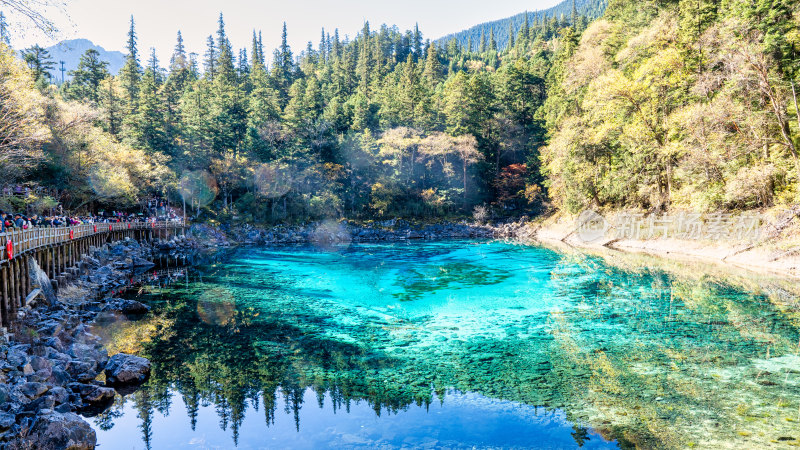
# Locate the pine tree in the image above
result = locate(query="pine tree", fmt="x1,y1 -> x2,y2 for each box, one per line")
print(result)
489,28 -> 497,52
333,29 -> 342,60
165,34 -> 191,153
100,77 -> 122,136
215,13 -> 236,82
147,47 -> 163,86
467,35 -> 473,54
508,22 -> 515,51
203,35 -> 217,79
422,43 -> 442,88
412,23 -> 423,60
251,32 -> 265,72
479,29 -> 486,53
571,0 -> 578,26
356,22 -> 373,95
238,49 -> 249,78
517,12 -> 530,50
257,31 -> 265,66
271,22 -> 294,107
68,48 -> 109,102
319,28 -> 327,63
523,11 -> 530,41
120,15 -> 142,105
170,31 -> 188,72
21,44 -> 55,82
247,58 -> 281,159
134,60 -> 166,152
0,12 -> 10,45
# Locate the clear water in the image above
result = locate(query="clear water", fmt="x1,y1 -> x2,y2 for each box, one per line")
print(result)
91,240 -> 800,449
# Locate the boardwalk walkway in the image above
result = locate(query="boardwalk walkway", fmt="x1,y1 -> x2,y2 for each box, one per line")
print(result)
0,221 -> 186,328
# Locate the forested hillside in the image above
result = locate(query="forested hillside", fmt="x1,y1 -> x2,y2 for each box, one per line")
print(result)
2,0 -> 799,224
6,13 -> 564,222
435,0 -> 607,52
542,0 -> 800,213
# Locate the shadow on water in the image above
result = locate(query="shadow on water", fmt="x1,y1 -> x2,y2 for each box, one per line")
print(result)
90,240 -> 800,449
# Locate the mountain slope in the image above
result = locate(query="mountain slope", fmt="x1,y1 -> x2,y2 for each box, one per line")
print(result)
541,0 -> 800,213
44,39 -> 125,82
435,0 -> 607,50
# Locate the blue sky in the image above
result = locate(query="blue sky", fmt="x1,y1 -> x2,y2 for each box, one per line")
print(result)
9,0 -> 560,64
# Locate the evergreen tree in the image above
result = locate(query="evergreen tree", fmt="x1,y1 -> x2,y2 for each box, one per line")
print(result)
422,43 -> 442,88
412,23 -> 423,59
356,22 -> 373,95
21,44 -> 55,82
319,28 -> 327,63
489,28 -> 497,52
508,22 -> 515,50
0,12 -> 9,45
120,15 -> 142,105
146,47 -> 164,86
237,48 -> 250,78
215,13 -> 236,82
68,48 -> 109,102
258,32 -> 265,66
170,31 -> 188,73
522,11 -> 530,43
479,29 -> 486,53
271,22 -> 294,107
100,76 -> 122,136
204,35 -> 217,79
571,0 -> 578,25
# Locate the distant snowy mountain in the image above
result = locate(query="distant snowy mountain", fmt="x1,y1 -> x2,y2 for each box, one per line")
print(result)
44,39 -> 126,82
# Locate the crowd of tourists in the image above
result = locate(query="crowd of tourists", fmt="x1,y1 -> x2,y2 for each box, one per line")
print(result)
0,211 -> 183,233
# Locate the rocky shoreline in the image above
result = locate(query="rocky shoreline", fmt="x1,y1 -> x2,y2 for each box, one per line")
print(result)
0,234 -> 197,449
191,218 -> 538,247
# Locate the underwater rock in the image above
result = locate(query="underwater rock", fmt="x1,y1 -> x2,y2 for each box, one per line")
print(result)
118,299 -> 149,315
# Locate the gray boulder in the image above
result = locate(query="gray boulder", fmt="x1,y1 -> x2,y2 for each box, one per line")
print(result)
132,256 -> 155,268
70,383 -> 115,405
28,257 -> 57,306
6,411 -> 96,450
119,299 -> 149,315
104,353 -> 150,386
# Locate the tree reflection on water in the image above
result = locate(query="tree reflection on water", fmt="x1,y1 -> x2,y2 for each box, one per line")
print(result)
93,243 -> 800,449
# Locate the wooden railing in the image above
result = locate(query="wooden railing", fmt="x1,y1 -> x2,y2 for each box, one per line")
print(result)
0,220 -> 186,264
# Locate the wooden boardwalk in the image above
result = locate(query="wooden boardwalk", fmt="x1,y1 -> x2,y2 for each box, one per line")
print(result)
0,221 -> 186,328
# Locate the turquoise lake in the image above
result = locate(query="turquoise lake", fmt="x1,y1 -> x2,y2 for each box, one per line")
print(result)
90,240 -> 800,449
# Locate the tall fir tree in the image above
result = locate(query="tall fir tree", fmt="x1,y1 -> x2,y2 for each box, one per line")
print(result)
120,16 -> 142,106
170,31 -> 188,72
0,12 -> 9,45
356,21 -> 373,96
412,23 -> 423,59
67,48 -> 108,102
203,35 -> 217,79
21,44 -> 55,82
215,13 -> 236,82
422,43 -> 442,88
271,22 -> 294,107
